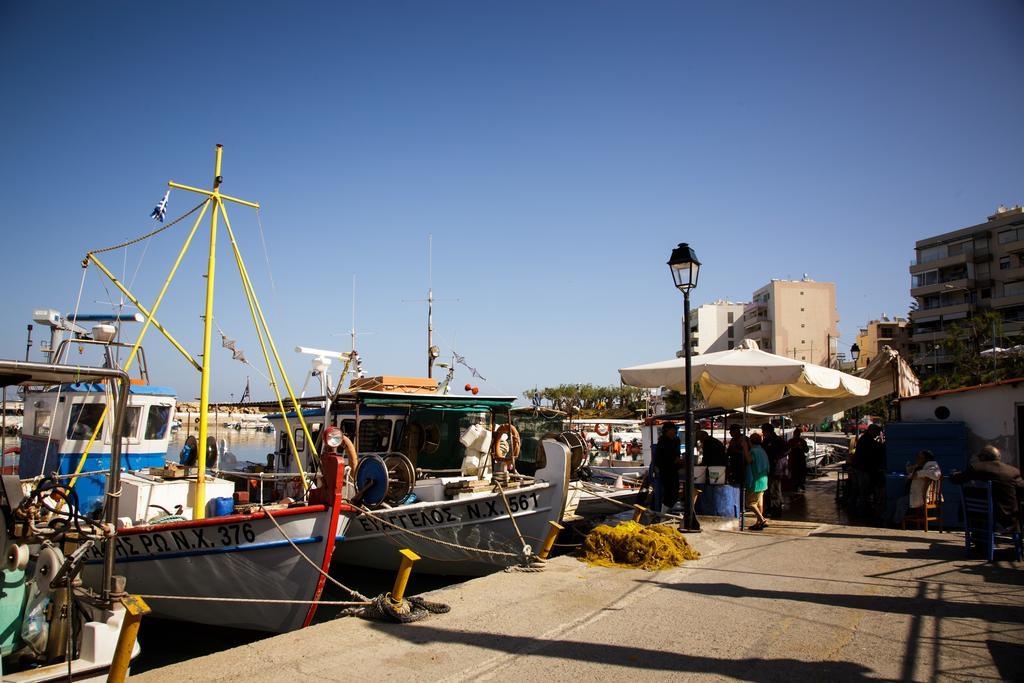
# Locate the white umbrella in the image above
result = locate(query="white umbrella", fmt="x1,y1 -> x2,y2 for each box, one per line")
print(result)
620,339 -> 869,529
619,339 -> 870,410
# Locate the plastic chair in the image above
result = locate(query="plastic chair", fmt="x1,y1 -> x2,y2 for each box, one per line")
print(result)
961,481 -> 1023,562
902,477 -> 943,532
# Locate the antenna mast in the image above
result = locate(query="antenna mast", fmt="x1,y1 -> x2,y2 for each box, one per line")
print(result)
427,234 -> 438,378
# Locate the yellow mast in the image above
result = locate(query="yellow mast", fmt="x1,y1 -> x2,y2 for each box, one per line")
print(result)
194,145 -> 223,517
81,144 -> 321,520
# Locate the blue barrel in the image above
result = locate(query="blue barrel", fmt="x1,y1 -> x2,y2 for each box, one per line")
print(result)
695,484 -> 741,518
209,496 -> 234,517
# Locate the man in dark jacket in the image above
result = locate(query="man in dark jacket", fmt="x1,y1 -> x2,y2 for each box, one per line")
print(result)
654,423 -> 682,512
697,430 -> 728,468
951,445 -> 1024,531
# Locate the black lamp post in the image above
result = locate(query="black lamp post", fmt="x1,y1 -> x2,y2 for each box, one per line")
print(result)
850,343 -> 860,434
668,242 -> 701,532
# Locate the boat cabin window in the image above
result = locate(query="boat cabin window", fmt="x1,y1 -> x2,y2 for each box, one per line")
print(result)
34,409 -> 53,437
294,428 -> 305,452
339,419 -> 356,440
120,406 -> 142,439
145,405 -> 172,440
67,403 -> 105,440
358,419 -> 392,453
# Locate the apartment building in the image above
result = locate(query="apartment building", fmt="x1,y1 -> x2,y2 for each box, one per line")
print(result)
680,300 -> 746,356
854,316 -> 912,369
743,278 -> 839,366
909,204 -> 1024,371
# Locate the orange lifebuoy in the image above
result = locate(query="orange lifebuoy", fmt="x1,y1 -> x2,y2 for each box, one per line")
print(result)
595,423 -> 609,437
491,424 -> 522,470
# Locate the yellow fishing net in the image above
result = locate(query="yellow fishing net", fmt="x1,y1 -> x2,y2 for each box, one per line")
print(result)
579,521 -> 700,570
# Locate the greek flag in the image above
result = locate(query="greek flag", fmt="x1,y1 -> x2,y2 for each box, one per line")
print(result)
151,190 -> 170,222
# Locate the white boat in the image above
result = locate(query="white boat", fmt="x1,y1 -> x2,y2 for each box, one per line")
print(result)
339,439 -> 570,575
13,146 -> 353,634
80,472 -> 350,632
266,381 -> 572,576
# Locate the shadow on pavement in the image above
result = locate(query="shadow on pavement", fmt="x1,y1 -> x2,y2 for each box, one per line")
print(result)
656,581 -> 1024,624
366,622 -> 878,681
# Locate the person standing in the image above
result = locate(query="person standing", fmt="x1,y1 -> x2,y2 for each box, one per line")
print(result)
787,428 -> 810,492
746,432 -> 770,530
761,423 -> 787,518
697,429 -> 728,468
654,423 -> 682,513
855,424 -> 888,521
951,445 -> 1024,531
726,424 -> 750,487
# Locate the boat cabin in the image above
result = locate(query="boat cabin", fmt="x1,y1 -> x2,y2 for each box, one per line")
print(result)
19,382 -> 176,515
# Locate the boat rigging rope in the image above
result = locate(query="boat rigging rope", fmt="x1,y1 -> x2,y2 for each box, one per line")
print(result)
85,199 -> 208,256
40,266 -> 88,477
259,504 -> 371,602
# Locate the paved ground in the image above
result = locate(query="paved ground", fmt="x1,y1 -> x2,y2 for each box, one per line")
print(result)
132,522 -> 1024,682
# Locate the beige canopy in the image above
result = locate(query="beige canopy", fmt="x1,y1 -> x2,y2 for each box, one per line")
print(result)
619,339 -> 870,410
737,346 -> 920,421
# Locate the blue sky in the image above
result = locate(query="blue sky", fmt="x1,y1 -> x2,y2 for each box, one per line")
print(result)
1,2 -> 1022,401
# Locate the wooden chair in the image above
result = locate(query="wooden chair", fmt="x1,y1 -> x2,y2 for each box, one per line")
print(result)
961,481 -> 1023,562
902,476 -> 943,532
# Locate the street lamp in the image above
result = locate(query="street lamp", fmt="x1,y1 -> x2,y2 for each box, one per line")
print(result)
850,343 -> 861,435
667,242 -> 701,532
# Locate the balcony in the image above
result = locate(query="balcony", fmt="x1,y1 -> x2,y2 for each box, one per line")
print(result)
991,293 -> 1024,309
909,329 -> 947,344
744,317 -> 770,332
909,302 -> 975,321
1001,238 -> 1024,254
910,252 -> 968,275
910,277 -> 975,298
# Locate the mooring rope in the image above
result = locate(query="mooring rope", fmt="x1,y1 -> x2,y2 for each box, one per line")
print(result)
259,504 -> 371,602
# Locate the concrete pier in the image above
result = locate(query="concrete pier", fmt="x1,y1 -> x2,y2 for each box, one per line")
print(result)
132,523 -> 1023,681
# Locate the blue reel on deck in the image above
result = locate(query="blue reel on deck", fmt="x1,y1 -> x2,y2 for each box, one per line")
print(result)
355,454 -> 389,507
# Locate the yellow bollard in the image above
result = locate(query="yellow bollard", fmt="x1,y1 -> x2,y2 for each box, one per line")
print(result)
537,521 -> 564,560
107,595 -> 150,683
632,505 -> 647,524
390,548 -> 421,604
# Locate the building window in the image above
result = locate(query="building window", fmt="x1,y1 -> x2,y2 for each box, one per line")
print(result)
999,228 -> 1023,244
727,312 -> 734,323
728,341 -> 734,349
801,323 -> 805,328
913,270 -> 939,288
801,340 -> 806,344
1000,256 -> 1011,270
800,291 -> 804,295
982,288 -> 992,299
727,327 -> 734,338
800,307 -> 805,312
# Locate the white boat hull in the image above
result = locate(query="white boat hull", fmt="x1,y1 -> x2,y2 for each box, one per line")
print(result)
81,457 -> 352,633
334,441 -> 571,576
83,505 -> 347,632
